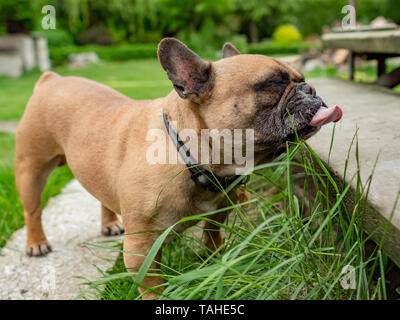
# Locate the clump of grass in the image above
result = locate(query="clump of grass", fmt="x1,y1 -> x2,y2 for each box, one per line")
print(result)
81,123 -> 397,300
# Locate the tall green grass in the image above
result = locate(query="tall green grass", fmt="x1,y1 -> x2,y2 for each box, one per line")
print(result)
82,125 -> 397,300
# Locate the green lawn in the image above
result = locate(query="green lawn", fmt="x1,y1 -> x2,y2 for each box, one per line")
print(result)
0,59 -> 172,120
0,59 -> 396,300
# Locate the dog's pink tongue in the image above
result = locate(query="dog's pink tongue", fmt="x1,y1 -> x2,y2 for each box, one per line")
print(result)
309,105 -> 343,126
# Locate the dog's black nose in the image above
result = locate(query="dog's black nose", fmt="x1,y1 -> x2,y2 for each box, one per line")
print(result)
297,82 -> 316,96
295,82 -> 327,109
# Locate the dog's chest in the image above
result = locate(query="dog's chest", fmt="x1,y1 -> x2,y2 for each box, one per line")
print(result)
163,190 -> 222,233
194,198 -> 219,213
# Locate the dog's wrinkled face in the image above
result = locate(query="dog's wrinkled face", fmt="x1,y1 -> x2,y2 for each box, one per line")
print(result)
158,38 -> 340,156
252,66 -> 327,145
212,53 -> 326,147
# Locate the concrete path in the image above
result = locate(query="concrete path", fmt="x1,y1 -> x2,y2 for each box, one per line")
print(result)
0,121 -> 18,134
0,179 -> 121,300
308,78 -> 400,265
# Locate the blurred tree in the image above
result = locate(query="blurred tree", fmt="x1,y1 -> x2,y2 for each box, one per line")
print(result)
357,0 -> 400,24
159,0 -> 197,35
272,24 -> 302,45
0,0 -> 398,46
383,0 -> 400,23
290,0 -> 347,36
233,0 -> 297,42
0,0 -> 35,33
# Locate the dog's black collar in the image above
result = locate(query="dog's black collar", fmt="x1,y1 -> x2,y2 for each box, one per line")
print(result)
162,112 -> 248,192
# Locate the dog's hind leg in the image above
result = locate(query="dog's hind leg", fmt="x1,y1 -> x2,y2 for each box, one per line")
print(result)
101,205 -> 124,236
15,155 -> 61,256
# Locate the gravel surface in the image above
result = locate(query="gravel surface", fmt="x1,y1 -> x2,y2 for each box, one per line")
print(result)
0,179 -> 121,300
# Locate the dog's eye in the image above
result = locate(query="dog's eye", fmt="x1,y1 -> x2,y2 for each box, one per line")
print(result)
174,84 -> 185,92
253,72 -> 290,91
254,81 -> 287,91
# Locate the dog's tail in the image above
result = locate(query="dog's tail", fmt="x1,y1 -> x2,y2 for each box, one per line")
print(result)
34,71 -> 60,94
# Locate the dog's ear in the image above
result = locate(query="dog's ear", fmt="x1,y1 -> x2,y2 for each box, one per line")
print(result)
158,38 -> 213,101
222,42 -> 240,58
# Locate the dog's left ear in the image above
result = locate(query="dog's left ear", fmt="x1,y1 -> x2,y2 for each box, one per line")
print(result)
222,42 -> 240,58
158,38 -> 213,101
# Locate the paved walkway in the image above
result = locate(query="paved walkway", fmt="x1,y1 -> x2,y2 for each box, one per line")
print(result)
308,78 -> 400,265
0,180 -> 120,300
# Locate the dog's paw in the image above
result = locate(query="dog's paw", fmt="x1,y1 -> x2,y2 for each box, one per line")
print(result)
26,240 -> 52,257
101,221 -> 124,236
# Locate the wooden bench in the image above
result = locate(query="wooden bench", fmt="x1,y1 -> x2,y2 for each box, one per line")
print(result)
322,30 -> 400,87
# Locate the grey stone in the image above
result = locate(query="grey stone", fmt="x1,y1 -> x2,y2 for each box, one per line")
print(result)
0,121 -> 18,134
35,37 -> 51,72
20,36 -> 36,71
307,78 -> 400,266
0,34 -> 51,76
68,52 -> 100,69
0,51 -> 23,77
0,34 -> 36,72
370,16 -> 397,29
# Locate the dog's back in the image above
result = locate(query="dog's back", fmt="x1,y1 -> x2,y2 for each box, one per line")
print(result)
25,71 -> 132,133
15,71 -> 142,209
17,71 -> 133,160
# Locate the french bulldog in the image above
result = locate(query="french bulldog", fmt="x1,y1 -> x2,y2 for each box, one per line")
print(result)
15,38 -> 342,299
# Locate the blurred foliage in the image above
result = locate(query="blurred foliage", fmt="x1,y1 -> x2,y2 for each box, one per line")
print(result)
49,40 -> 316,65
289,0 -> 348,36
272,25 -> 302,45
77,26 -> 113,45
248,40 -> 316,56
0,0 -> 36,33
0,0 -> 399,56
35,29 -> 74,47
357,0 -> 400,24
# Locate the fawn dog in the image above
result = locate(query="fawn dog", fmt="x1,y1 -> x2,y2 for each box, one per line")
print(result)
15,38 -> 342,298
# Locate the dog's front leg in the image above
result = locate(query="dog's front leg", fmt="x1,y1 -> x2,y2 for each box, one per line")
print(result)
101,205 -> 124,236
123,228 -> 164,299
